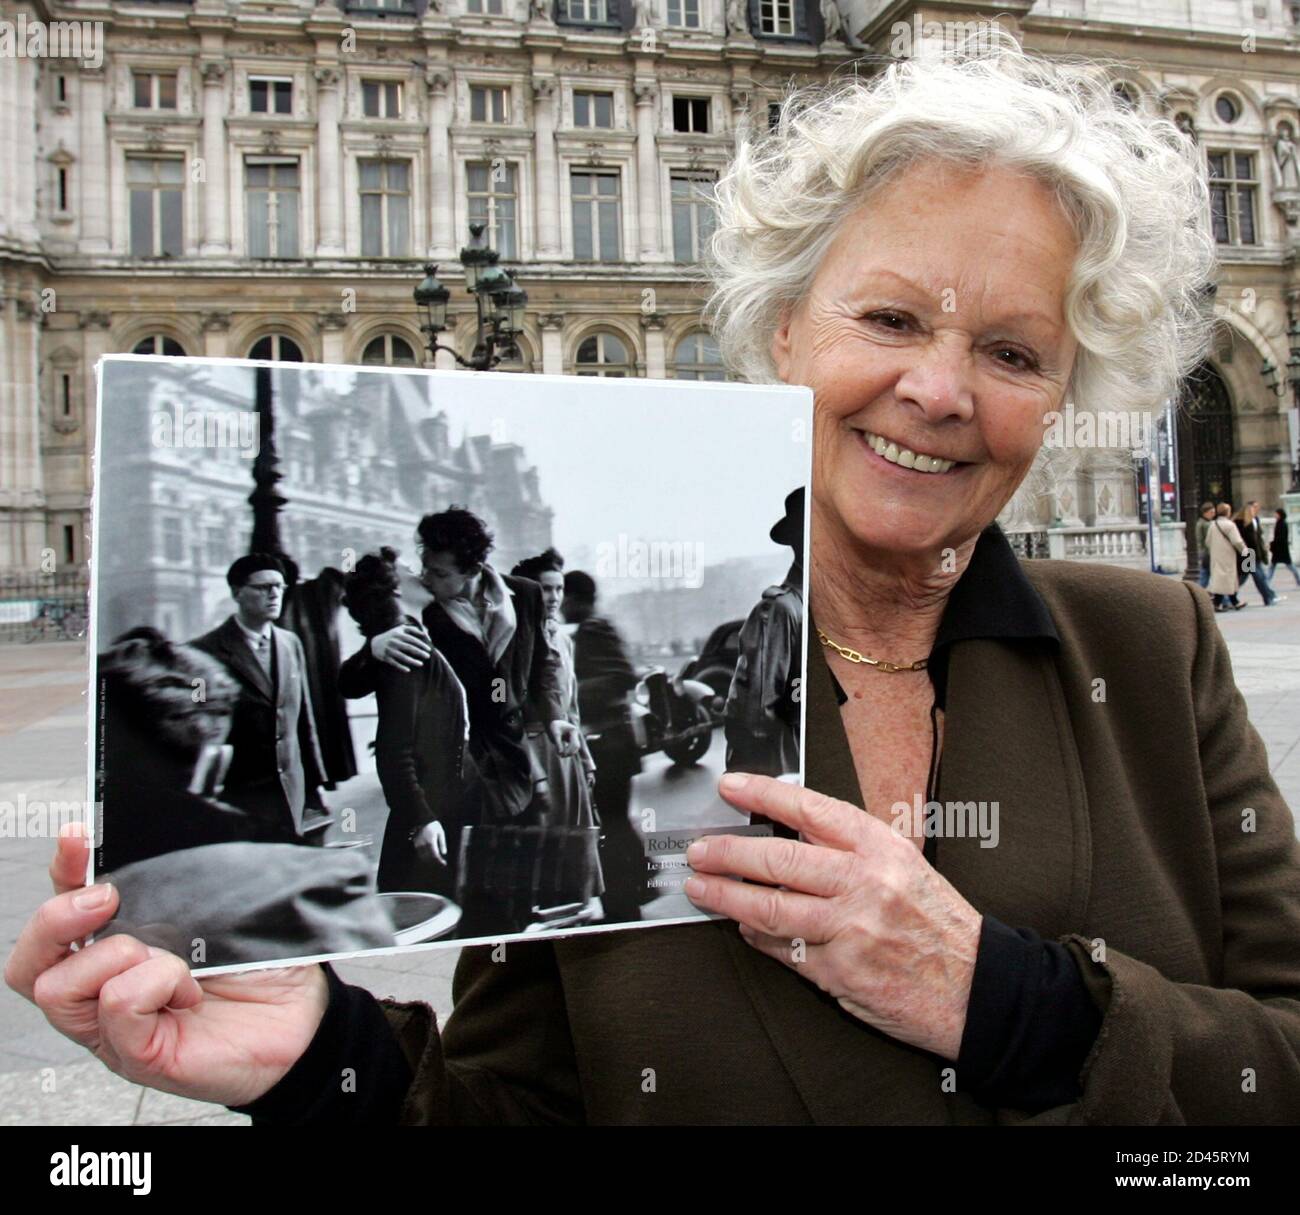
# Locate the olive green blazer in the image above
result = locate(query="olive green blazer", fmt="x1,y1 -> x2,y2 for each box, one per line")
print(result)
378,561 -> 1300,1125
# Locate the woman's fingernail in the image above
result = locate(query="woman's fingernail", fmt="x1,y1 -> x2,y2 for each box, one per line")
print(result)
73,884 -> 112,910
719,772 -> 750,792
685,840 -> 706,866
684,877 -> 706,900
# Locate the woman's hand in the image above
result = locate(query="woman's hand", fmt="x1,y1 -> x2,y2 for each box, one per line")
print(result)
687,773 -> 982,1061
3,824 -> 330,1109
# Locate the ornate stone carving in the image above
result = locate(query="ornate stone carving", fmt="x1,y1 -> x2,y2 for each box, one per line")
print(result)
425,67 -> 451,94
317,311 -> 349,332
633,81 -> 658,106
200,61 -> 227,86
638,311 -> 666,331
260,129 -> 283,154
143,126 -> 168,153
539,313 -> 565,330
200,312 -> 232,333
78,311 -> 112,331
532,78 -> 556,104
314,66 -> 342,90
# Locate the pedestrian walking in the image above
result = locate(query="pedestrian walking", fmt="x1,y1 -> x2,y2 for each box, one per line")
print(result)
1194,501 -> 1215,589
1206,503 -> 1248,611
1270,508 -> 1300,588
1237,501 -> 1279,606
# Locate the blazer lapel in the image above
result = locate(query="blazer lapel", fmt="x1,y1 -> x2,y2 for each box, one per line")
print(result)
933,638 -> 1091,935
218,617 -> 274,702
716,607 -> 1091,1123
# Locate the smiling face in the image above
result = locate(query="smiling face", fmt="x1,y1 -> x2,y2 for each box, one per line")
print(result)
771,159 -> 1079,563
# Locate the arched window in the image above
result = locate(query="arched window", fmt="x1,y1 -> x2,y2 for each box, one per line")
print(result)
362,334 -> 418,366
132,335 -> 186,356
575,331 -> 632,377
248,334 -> 303,362
672,332 -> 725,381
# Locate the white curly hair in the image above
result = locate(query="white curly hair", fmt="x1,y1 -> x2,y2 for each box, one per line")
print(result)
702,38 -> 1218,422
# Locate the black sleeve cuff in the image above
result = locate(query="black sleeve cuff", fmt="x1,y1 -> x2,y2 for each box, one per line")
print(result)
229,964 -> 414,1125
956,915 -> 1104,1111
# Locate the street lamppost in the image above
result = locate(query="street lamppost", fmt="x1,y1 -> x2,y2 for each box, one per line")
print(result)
414,223 -> 528,370
1260,302 -> 1300,492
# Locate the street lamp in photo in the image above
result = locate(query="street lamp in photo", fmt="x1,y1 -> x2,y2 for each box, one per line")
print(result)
415,223 -> 528,371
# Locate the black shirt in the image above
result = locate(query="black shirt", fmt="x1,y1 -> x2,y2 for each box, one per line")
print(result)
235,524 -> 1102,1123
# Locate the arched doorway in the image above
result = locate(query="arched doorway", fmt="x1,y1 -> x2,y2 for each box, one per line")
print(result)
1176,362 -> 1235,569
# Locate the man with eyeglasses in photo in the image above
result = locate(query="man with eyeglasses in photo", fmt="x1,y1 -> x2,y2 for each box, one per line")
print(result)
192,554 -> 331,845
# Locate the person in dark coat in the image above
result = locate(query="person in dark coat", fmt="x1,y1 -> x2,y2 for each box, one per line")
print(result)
191,554 -> 331,844
338,508 -> 571,827
562,570 -> 644,922
725,487 -> 805,778
280,566 -> 359,787
341,548 -> 480,895
1235,501 -> 1278,606
1270,507 -> 1300,587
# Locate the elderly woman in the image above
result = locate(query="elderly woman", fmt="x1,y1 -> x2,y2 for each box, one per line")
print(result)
9,43 -> 1300,1124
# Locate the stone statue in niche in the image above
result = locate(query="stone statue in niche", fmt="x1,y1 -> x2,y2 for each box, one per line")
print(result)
1272,121 -> 1300,226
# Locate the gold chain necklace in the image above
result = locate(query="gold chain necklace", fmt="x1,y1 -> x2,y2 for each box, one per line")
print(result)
816,625 -> 928,673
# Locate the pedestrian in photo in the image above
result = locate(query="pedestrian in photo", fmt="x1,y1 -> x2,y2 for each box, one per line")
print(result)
724,487 -> 804,778
563,569 -> 644,922
1270,507 -> 1300,587
1207,503 -> 1248,611
342,547 -> 480,896
510,548 -> 600,834
191,554 -> 332,844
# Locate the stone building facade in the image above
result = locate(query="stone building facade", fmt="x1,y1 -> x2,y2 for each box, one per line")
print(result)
2,0 -> 1299,579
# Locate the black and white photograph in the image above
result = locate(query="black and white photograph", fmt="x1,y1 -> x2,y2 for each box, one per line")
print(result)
87,355 -> 811,973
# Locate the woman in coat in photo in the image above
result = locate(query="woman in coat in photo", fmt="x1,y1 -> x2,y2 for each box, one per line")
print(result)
12,38 -> 1300,1126
341,547 -> 480,896
510,548 -> 599,834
